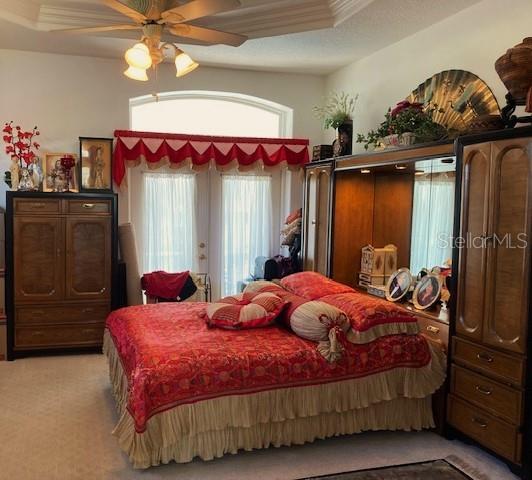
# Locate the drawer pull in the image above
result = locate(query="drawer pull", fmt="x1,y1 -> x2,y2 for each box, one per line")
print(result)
82,203 -> 95,209
30,202 -> 46,209
82,329 -> 96,334
31,331 -> 44,336
475,385 -> 493,395
82,308 -> 94,314
477,352 -> 494,363
471,417 -> 488,428
426,325 -> 440,334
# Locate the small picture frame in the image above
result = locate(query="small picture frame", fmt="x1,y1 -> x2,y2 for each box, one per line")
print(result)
43,153 -> 79,192
79,137 -> 113,192
385,268 -> 413,302
413,274 -> 442,310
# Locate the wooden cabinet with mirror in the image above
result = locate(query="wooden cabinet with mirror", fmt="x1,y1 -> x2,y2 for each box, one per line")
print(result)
5,192 -> 118,359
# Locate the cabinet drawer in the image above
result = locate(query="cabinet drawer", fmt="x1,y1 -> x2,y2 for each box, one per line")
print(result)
14,199 -> 61,214
451,365 -> 522,425
16,304 -> 110,325
453,337 -> 524,386
448,395 -> 519,462
66,200 -> 111,215
15,324 -> 104,348
417,316 -> 449,352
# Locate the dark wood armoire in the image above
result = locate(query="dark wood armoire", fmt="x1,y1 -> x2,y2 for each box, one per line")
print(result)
447,127 -> 532,478
5,192 -> 118,359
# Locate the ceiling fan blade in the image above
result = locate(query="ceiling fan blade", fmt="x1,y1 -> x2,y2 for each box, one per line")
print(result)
162,0 -> 241,23
169,23 -> 247,46
53,24 -> 142,34
102,0 -> 147,23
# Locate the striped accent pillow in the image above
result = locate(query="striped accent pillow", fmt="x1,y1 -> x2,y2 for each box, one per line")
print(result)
205,292 -> 286,330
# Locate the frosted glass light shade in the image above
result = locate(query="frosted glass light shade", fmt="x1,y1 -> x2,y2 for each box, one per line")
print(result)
124,66 -> 149,82
175,51 -> 199,77
125,43 -> 152,69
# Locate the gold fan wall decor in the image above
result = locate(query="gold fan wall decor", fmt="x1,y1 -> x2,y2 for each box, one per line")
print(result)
54,0 -> 247,81
406,70 -> 500,135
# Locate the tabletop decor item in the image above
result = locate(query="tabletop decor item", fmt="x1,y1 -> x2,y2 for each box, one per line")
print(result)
313,92 -> 358,156
43,153 -> 78,192
356,101 -> 447,150
60,154 -> 76,192
412,274 -> 442,310
2,121 -> 40,191
495,37 -> 532,127
385,267 -> 413,302
406,69 -> 501,134
79,137 -> 113,192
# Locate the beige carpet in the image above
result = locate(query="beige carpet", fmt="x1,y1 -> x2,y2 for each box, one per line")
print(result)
0,354 -> 519,480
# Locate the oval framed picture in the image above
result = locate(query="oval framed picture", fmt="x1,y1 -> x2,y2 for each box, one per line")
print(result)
413,274 -> 442,310
385,268 -> 413,302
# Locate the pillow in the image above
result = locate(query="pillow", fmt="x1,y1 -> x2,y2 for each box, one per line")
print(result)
243,280 -> 284,295
280,272 -> 355,300
205,291 -> 285,330
289,301 -> 349,342
320,292 -> 418,343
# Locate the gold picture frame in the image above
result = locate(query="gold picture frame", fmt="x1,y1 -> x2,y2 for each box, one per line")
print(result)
42,153 -> 79,193
79,137 -> 113,192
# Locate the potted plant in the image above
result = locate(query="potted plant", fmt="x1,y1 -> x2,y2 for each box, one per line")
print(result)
313,92 -> 359,156
356,101 -> 447,150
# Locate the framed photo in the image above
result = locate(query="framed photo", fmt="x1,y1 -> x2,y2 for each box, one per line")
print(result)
79,137 -> 113,192
43,153 -> 79,192
385,268 -> 413,302
413,274 -> 442,310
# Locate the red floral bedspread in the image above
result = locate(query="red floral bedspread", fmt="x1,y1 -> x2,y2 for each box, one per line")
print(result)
106,303 -> 431,433
321,292 -> 417,332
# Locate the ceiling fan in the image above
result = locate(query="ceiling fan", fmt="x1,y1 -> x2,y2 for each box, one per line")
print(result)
55,0 -> 247,81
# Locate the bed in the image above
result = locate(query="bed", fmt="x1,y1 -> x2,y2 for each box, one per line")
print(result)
104,274 -> 446,468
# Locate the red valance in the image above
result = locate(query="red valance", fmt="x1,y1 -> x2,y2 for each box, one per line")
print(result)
113,130 -> 309,186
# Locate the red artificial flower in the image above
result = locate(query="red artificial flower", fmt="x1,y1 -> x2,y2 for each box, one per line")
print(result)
15,125 -> 21,130
35,131 -> 40,136
33,142 -> 40,149
391,100 -> 424,117
3,135 -> 12,143
2,124 -> 12,134
5,146 -> 14,154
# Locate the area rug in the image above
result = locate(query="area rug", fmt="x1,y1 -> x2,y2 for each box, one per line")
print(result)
299,458 -> 479,480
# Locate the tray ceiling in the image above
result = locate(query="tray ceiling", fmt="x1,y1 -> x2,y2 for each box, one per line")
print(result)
0,0 -> 482,74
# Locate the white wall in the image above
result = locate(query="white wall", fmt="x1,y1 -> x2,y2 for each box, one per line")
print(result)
0,49 -> 325,221
325,0 -> 532,151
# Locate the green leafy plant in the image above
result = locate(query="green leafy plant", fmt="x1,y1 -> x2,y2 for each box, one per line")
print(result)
356,101 -> 447,150
313,92 -> 359,130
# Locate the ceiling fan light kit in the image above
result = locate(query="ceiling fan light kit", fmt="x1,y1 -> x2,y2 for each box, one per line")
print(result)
54,0 -> 247,82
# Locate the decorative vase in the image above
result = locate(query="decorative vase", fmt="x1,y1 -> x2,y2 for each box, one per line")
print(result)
17,166 -> 36,191
333,120 -> 353,157
60,155 -> 76,192
495,37 -> 532,109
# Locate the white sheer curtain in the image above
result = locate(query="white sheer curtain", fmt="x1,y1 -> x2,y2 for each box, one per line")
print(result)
143,172 -> 198,273
410,172 -> 455,274
222,175 -> 272,296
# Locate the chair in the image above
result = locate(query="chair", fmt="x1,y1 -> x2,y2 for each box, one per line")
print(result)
118,223 -> 210,305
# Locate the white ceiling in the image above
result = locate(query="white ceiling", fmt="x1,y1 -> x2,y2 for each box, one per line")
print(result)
0,0 -> 482,74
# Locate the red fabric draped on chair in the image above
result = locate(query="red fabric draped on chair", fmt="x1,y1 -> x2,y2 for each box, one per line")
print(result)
112,130 -> 310,186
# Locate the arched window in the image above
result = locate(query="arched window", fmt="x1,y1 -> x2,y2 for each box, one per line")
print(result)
129,91 -> 295,298
130,90 -> 293,138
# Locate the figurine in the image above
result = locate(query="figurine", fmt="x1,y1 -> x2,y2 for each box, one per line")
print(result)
10,156 -> 19,190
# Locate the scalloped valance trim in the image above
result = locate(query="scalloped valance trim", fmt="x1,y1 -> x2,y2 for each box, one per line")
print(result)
112,130 -> 309,186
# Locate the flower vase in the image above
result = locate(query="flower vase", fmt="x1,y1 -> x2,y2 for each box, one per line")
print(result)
17,166 -> 36,191
333,120 -> 353,157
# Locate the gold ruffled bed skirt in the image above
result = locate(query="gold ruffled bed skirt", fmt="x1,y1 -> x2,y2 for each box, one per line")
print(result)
103,331 -> 446,468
